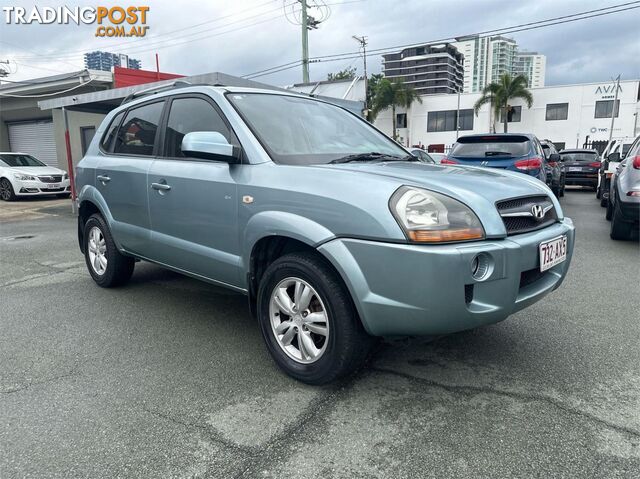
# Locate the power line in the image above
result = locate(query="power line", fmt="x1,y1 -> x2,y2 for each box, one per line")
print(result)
244,2 -> 640,79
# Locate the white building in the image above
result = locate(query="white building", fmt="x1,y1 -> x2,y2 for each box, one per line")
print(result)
374,79 -> 640,152
513,52 -> 546,88
453,35 -> 546,93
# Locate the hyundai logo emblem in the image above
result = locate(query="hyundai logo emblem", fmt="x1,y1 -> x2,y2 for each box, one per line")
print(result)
531,204 -> 545,221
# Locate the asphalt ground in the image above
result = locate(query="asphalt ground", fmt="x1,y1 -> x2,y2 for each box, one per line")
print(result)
1,190 -> 639,478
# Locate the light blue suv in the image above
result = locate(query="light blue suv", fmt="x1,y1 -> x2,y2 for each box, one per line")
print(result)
75,83 -> 575,384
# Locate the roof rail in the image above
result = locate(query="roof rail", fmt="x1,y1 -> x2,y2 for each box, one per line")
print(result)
121,80 -> 193,105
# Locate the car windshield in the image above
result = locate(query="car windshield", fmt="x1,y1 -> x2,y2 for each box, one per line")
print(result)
227,93 -> 407,165
449,136 -> 531,158
0,154 -> 46,167
560,152 -> 598,162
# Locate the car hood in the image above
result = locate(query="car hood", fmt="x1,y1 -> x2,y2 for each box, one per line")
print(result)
9,166 -> 65,176
318,161 -> 553,205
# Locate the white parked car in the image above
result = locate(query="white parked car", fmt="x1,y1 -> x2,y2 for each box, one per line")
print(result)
0,152 -> 71,201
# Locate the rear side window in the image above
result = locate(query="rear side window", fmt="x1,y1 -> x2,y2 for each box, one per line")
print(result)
450,136 -> 531,158
113,102 -> 164,156
100,111 -> 124,152
165,97 -> 232,158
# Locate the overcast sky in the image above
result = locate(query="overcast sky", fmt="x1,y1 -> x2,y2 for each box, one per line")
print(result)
1,0 -> 639,87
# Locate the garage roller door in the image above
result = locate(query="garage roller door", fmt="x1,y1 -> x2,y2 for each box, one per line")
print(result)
8,120 -> 58,167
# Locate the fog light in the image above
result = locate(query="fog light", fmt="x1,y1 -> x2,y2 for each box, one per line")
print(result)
470,253 -> 490,280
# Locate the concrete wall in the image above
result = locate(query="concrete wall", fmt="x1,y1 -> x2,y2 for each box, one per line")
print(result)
52,109 -> 107,172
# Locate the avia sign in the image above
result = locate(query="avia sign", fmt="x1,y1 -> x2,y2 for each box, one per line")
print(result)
595,84 -> 622,95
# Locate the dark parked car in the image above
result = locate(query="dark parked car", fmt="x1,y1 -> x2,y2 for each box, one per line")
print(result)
559,149 -> 600,190
540,140 -> 565,197
444,134 -> 557,194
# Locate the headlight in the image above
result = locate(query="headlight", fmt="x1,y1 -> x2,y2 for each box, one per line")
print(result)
13,173 -> 36,181
63,173 -> 69,180
390,186 -> 484,243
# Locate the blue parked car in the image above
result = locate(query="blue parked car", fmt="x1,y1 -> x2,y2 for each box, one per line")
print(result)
75,85 -> 575,384
444,134 -> 551,186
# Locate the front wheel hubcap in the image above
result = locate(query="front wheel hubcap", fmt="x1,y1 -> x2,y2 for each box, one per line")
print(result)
269,277 -> 329,364
87,226 -> 107,276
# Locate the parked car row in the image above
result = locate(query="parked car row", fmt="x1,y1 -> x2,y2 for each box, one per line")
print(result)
0,153 -> 71,201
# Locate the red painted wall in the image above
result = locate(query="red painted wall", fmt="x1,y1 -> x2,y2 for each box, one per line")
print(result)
114,66 -> 184,88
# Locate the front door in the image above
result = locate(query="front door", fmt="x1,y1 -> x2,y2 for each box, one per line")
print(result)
96,100 -> 164,255
147,95 -> 242,288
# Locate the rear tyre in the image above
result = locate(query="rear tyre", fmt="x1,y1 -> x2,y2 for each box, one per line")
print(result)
605,197 -> 613,221
0,178 -> 16,201
83,214 -> 135,287
256,252 -> 374,384
610,200 -> 633,240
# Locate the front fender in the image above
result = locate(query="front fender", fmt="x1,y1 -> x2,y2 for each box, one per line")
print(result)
241,210 -> 335,272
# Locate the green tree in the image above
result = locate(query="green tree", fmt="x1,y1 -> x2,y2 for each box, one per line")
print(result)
327,67 -> 357,81
474,73 -> 533,133
370,78 -> 422,139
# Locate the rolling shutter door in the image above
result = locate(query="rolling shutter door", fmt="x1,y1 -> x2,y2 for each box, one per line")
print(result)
8,120 -> 58,167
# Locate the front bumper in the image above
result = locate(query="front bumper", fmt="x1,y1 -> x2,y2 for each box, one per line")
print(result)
319,218 -> 575,337
14,178 -> 71,196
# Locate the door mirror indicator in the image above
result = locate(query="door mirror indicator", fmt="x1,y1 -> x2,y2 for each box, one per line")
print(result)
181,131 -> 241,163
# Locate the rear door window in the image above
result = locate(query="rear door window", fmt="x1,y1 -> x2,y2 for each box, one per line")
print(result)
113,101 -> 164,156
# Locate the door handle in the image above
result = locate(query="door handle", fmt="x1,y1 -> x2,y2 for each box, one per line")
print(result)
97,174 -> 111,184
151,182 -> 171,191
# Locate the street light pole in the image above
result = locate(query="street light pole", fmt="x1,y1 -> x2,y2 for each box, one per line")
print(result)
607,74 -> 621,146
352,35 -> 368,114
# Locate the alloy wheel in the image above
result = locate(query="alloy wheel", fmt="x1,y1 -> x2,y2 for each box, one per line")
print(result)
87,226 -> 107,276
0,179 -> 11,200
269,277 -> 329,364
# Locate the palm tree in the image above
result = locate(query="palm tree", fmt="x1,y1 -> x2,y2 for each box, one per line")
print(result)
474,73 -> 533,133
370,79 -> 422,139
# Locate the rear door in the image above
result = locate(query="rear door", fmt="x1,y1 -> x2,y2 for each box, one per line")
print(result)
96,100 -> 165,255
147,94 -> 242,288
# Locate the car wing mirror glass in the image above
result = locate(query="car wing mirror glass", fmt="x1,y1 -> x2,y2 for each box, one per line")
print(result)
607,152 -> 621,162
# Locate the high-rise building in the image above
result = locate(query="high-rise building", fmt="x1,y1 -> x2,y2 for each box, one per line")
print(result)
453,35 -> 545,93
382,43 -> 464,95
84,51 -> 141,72
513,52 -> 546,88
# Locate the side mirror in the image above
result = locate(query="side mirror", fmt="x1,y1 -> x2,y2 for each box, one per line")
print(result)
181,131 -> 241,163
607,152 -> 621,162
549,153 -> 561,163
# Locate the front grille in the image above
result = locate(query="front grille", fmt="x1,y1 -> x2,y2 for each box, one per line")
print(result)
496,195 -> 558,235
519,268 -> 546,289
38,175 -> 63,183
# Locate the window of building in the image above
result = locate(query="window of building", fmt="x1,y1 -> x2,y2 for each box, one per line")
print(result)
100,111 -> 124,152
396,113 -> 407,129
545,103 -> 568,121
80,126 -> 96,155
113,102 -> 164,156
415,47 -> 425,55
427,109 -> 474,132
594,100 -> 620,119
165,97 -> 232,158
500,105 -> 522,123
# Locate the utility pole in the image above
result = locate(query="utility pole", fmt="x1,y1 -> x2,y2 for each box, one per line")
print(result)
352,35 -> 368,114
456,90 -> 461,139
607,74 -> 621,147
301,0 -> 309,83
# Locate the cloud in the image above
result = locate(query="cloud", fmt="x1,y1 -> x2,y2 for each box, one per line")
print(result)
1,0 -> 638,86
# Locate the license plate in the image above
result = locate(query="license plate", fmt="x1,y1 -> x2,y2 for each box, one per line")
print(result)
539,235 -> 567,272
44,183 -> 60,189
568,167 -> 582,172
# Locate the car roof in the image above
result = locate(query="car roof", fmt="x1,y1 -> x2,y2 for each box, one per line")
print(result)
456,133 -> 536,140
559,149 -> 598,153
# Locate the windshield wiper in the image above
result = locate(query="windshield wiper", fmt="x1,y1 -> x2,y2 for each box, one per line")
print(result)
329,152 -> 417,164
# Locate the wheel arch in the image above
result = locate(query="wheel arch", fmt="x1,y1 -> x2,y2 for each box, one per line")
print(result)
77,186 -> 115,253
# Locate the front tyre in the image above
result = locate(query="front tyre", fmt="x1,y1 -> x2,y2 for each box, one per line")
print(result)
257,252 -> 373,384
83,214 -> 135,287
